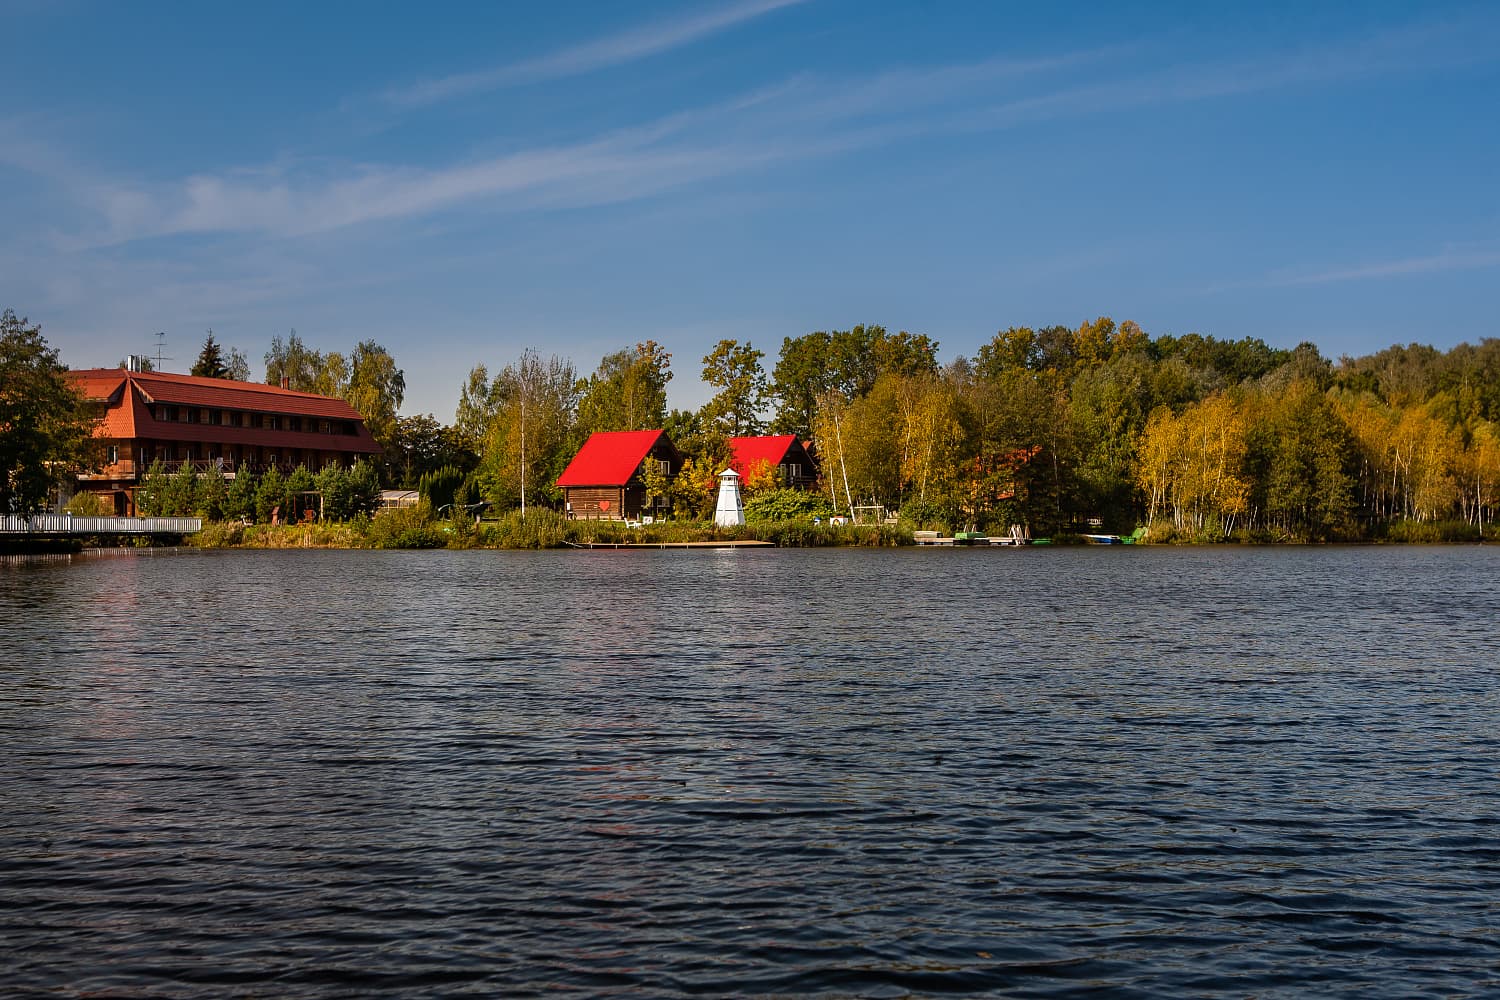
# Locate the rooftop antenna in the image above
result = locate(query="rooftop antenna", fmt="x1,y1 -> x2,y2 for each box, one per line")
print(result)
152,331 -> 173,372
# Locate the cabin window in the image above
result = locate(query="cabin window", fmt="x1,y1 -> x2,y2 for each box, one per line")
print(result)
781,463 -> 801,481
107,445 -> 119,465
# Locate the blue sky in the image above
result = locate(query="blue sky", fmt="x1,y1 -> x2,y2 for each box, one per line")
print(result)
3,0 -> 1497,419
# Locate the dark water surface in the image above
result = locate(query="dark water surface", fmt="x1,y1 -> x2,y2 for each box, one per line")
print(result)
2,546 -> 1498,997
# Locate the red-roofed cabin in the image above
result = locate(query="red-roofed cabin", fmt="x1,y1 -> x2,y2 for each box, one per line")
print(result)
68,367 -> 383,515
556,430 -> 681,521
728,435 -> 817,490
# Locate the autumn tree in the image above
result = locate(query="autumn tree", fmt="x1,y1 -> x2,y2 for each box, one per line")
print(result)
974,327 -> 1040,379
1153,333 -> 1289,386
0,310 -> 100,514
344,340 -> 405,447
1136,394 -> 1250,537
669,458 -> 718,520
264,330 -> 324,391
226,347 -> 251,382
768,325 -> 939,437
641,455 -> 671,514
740,458 -> 780,499
701,339 -> 768,436
1245,382 -> 1355,538
808,390 -> 856,514
576,340 -> 673,436
475,351 -> 578,512
1067,351 -> 1166,529
769,331 -> 836,437
385,414 -> 475,488
454,365 -> 502,454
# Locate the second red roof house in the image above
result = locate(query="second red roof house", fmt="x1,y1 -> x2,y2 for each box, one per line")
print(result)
556,430 -> 681,521
727,434 -> 817,490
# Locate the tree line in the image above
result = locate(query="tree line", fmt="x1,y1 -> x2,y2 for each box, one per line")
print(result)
449,322 -> 1500,540
6,304 -> 1500,540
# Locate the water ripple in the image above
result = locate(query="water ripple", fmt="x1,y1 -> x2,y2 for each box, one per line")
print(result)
3,546 -> 1499,997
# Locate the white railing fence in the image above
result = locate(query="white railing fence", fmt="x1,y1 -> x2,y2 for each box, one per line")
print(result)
0,515 -> 202,534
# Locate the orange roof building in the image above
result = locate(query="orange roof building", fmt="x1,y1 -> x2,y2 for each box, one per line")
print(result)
69,368 -> 383,515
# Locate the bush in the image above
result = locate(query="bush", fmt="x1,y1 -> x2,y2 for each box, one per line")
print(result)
365,501 -> 447,549
1380,519 -> 1483,544
744,488 -> 835,523
483,508 -> 570,549
65,491 -> 109,516
895,497 -> 947,530
192,521 -> 246,548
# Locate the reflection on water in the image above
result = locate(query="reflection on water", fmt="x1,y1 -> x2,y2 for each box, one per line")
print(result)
3,546 -> 1499,998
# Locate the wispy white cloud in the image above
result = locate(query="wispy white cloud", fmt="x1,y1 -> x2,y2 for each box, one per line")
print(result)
28,8 -> 1500,251
1194,244 -> 1500,295
384,0 -> 810,109
939,11 -> 1500,135
1269,249 -> 1500,287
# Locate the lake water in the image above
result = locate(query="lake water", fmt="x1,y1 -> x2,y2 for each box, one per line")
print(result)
2,546 -> 1498,997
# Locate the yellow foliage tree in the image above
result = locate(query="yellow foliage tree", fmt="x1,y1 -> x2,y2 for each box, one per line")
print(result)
741,457 -> 779,499
1136,393 -> 1249,536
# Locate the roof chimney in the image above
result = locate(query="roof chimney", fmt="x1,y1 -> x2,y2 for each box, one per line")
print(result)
280,376 -> 290,390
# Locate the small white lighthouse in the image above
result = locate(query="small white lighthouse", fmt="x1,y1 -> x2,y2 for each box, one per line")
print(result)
713,468 -> 745,527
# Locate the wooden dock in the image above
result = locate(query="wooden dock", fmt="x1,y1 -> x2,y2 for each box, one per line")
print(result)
567,540 -> 776,549
913,530 -> 1030,547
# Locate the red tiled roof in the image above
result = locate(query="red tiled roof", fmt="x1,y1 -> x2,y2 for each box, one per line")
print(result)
72,368 -> 369,419
556,430 -> 669,487
69,368 -> 382,454
728,435 -> 800,475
